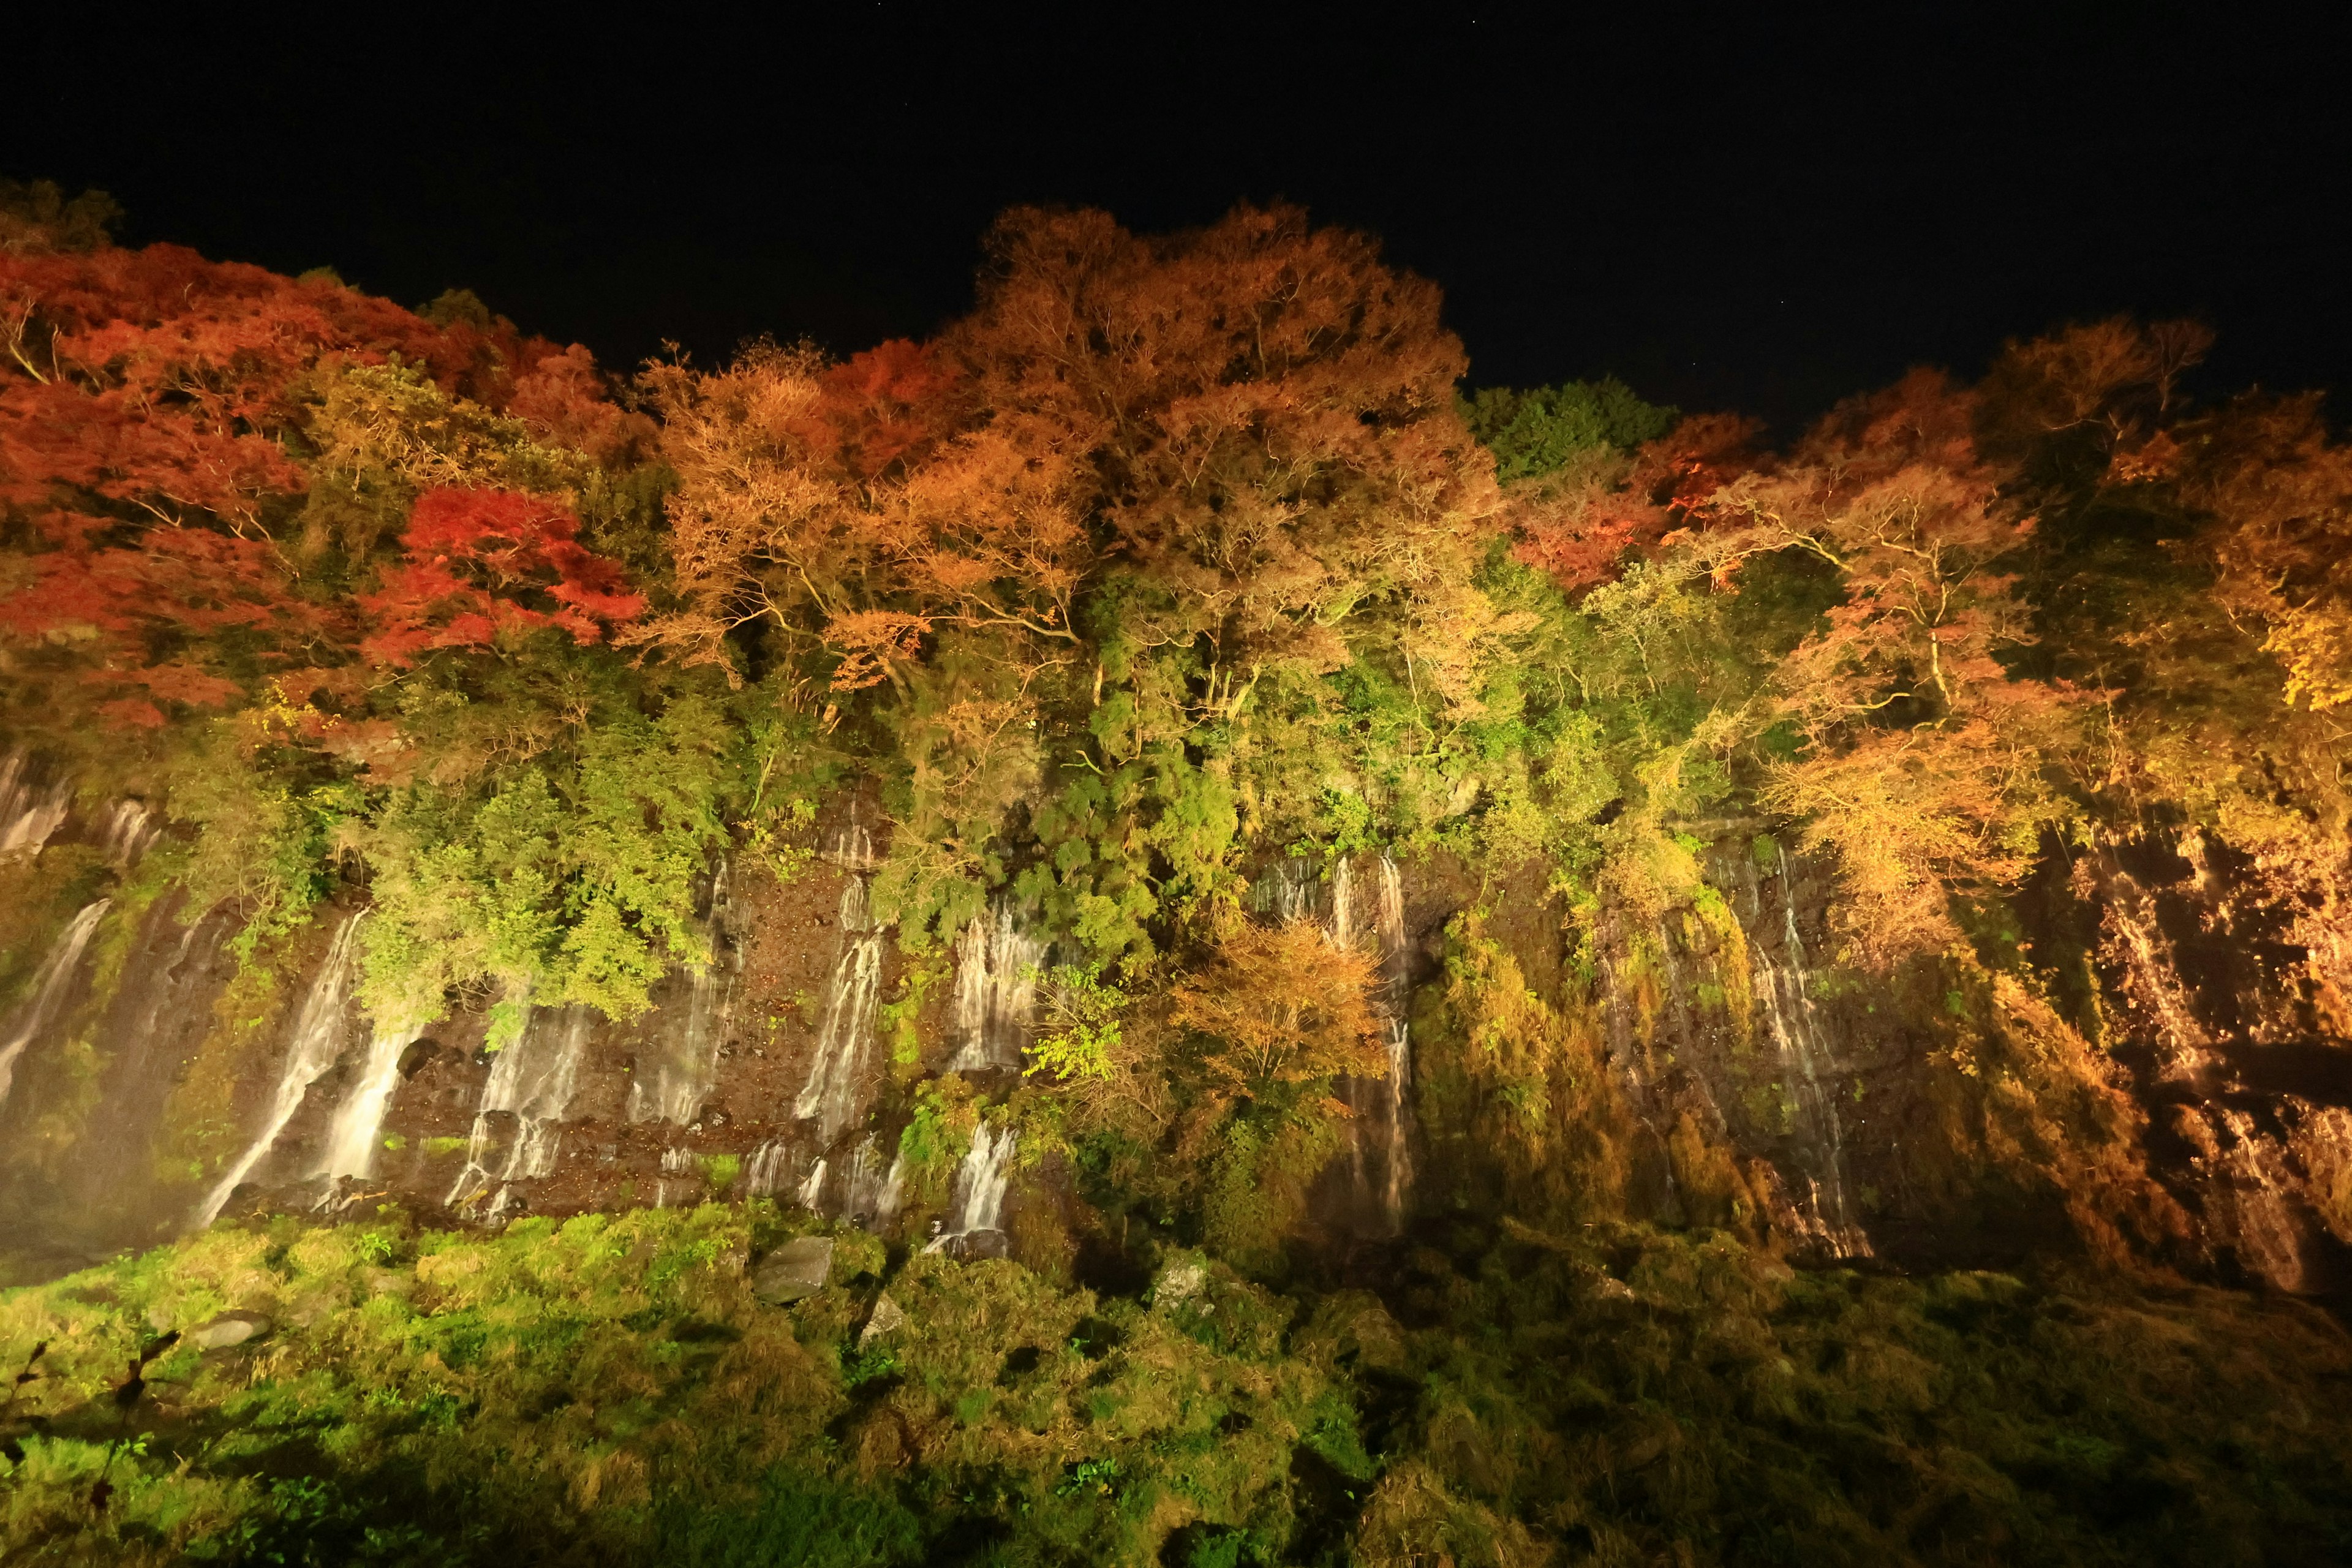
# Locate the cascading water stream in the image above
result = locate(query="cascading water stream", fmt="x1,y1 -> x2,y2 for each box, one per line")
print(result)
792,873 -> 884,1142
0,900 -> 110,1110
745,1137 -> 793,1198
944,897 -> 1046,1073
2101,848 -> 2213,1082
1753,844 -> 1869,1257
446,1004 -> 595,1210
763,1131 -> 904,1229
628,859 -> 737,1125
99,800 -> 159,865
924,1120 -> 1016,1253
196,913 -> 363,1224
842,1134 -> 901,1226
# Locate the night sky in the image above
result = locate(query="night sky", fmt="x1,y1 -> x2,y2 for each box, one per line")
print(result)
13,3 -> 2348,437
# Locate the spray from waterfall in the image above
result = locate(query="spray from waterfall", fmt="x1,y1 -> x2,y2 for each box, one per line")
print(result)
446,1004 -> 594,1212
791,873 -> 884,1142
628,859 -> 737,1125
196,913 -> 363,1224
944,897 -> 1045,1073
0,900 -> 110,1110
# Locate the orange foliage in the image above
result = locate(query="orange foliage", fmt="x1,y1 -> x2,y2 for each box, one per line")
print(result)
1170,920 -> 1382,1096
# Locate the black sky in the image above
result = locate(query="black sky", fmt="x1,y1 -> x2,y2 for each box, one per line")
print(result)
12,2 -> 2348,437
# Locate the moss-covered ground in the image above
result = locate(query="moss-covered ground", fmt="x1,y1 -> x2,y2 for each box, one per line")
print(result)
1,1207 -> 2347,1566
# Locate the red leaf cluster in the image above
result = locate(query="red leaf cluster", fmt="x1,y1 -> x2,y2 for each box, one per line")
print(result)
359,487 -> 644,667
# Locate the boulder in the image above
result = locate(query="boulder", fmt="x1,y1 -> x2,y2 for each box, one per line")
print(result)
858,1291 -> 906,1348
189,1310 -> 272,1350
752,1236 -> 834,1305
1153,1261 -> 1208,1308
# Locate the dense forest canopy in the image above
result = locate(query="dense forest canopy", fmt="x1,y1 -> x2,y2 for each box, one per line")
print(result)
5,183 -> 2341,1031
3,180 -> 2352,1565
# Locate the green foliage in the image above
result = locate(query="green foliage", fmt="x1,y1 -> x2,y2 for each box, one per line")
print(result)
1461,378 -> 1678,483
353,692 -> 734,1027
1023,963 -> 1128,1082
1,1213 -> 2345,1566
162,721 -> 347,965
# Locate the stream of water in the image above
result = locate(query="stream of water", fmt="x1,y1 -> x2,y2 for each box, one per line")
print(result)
944,897 -> 1045,1073
0,753 -> 73,856
0,900 -> 110,1111
1753,845 -> 1869,1258
1261,854 -> 1417,1231
196,913 -> 363,1224
925,1120 -> 1016,1253
627,860 -> 737,1125
791,874 -> 884,1142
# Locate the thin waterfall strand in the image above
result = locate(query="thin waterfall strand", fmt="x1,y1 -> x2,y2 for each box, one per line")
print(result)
1755,845 -> 1869,1257
317,1019 -> 424,1183
792,875 -> 884,1141
0,753 -> 73,856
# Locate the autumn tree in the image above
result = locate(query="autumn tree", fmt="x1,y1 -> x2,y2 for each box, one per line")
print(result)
1170,919 -> 1382,1099
1701,370 -> 2090,960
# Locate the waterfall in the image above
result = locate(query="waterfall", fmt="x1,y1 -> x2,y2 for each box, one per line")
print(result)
1753,844 -> 1869,1258
944,897 -> 1046,1073
1330,856 -> 1414,1230
0,754 -> 72,856
0,900 -> 110,1110
2211,1106 -> 2311,1291
2101,852 -> 2212,1080
1370,854 -> 1414,1227
627,859 -> 737,1125
791,875 -> 884,1142
825,802 -> 881,872
837,1133 -> 898,1225
1253,857 -> 1321,924
316,1016 -> 424,1184
1269,853 -> 1417,1231
445,1004 -> 594,1210
195,913 -> 363,1224
99,800 -> 159,865
745,1137 -> 794,1198
924,1120 -> 1016,1254
752,1131 -> 901,1229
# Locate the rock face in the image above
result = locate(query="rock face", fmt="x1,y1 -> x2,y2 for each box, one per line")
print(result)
189,1310 -> 271,1349
752,1236 -> 834,1304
